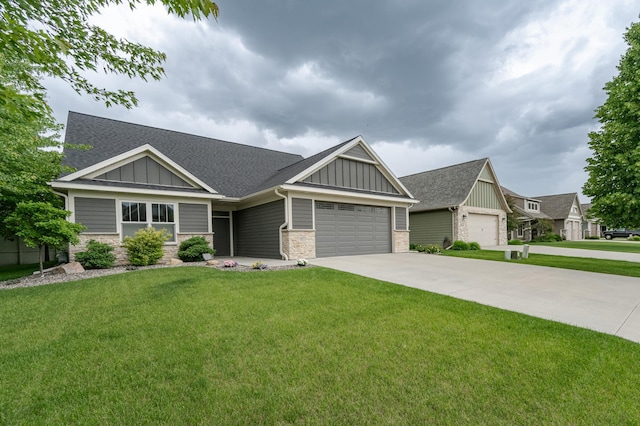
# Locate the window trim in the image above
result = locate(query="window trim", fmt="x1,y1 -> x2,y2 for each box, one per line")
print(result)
120,200 -> 177,243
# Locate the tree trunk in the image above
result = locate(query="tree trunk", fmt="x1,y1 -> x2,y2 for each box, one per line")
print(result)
39,245 -> 44,275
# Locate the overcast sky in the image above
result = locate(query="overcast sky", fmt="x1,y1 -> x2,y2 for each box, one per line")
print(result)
45,0 -> 639,201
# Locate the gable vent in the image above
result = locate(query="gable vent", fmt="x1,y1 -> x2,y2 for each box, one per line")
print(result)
338,204 -> 355,211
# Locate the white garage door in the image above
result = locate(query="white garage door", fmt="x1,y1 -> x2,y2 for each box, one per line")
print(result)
467,214 -> 498,247
315,202 -> 391,257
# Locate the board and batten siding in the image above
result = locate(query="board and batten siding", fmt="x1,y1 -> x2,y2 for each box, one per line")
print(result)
234,200 -> 284,258
178,203 -> 209,233
74,197 -> 117,233
409,210 -> 452,246
303,158 -> 399,194
395,207 -> 407,231
465,181 -> 502,210
291,198 -> 313,230
94,156 -> 192,188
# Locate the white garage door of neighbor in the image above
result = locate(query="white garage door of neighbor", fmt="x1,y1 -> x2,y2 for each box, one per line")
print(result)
315,202 -> 391,257
467,214 -> 498,247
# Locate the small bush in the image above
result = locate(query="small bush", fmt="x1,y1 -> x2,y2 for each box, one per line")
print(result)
415,244 -> 426,253
450,240 -> 470,250
585,235 -> 600,240
409,243 -> 416,251
75,240 -> 116,269
178,236 -> 215,262
297,259 -> 308,267
122,227 -> 169,266
252,261 -> 268,270
469,242 -> 481,250
424,244 -> 441,254
532,233 -> 563,243
508,239 -> 524,245
629,235 -> 640,242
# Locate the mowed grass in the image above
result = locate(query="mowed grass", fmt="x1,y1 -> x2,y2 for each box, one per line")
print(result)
532,240 -> 640,253
0,261 -> 57,281
442,250 -> 640,278
2,267 -> 640,424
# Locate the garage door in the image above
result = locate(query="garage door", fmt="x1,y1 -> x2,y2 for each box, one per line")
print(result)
315,202 -> 391,257
467,213 -> 498,247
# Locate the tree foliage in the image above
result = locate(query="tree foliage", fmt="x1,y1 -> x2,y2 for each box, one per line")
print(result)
4,201 -> 85,274
0,0 -> 219,111
0,56 -> 72,238
504,194 -> 519,233
584,21 -> 640,228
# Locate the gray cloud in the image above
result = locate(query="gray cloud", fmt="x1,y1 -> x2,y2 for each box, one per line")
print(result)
45,0 -> 639,200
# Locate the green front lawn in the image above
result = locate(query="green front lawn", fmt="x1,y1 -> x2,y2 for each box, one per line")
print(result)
442,250 -> 640,278
2,267 -> 639,424
531,240 -> 640,253
0,261 -> 57,282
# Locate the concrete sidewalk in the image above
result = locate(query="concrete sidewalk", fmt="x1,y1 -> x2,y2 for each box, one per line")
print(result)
311,253 -> 640,344
486,244 -> 640,262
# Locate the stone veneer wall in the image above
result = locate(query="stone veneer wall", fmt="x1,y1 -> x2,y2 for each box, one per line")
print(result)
393,230 -> 410,253
282,230 -> 316,259
71,233 -> 214,266
457,206 -> 508,245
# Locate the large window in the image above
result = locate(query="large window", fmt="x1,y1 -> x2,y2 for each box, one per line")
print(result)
526,201 -> 539,212
121,201 -> 175,242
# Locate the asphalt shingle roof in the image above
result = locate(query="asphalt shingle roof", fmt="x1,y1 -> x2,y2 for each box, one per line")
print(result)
399,158 -> 488,212
533,193 -> 581,220
61,112 -> 305,198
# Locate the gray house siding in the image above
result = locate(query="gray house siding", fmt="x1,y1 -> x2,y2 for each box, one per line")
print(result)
466,181 -> 502,210
234,200 -> 284,258
344,145 -> 374,161
303,158 -> 399,194
292,198 -> 313,229
178,203 -> 209,233
409,210 -> 453,246
395,207 -> 407,231
94,156 -> 192,188
75,197 -> 117,233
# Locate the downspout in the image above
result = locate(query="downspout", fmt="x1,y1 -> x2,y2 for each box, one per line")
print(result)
274,188 -> 289,260
52,190 -> 69,210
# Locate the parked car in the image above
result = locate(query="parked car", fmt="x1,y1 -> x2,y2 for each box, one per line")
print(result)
603,229 -> 640,239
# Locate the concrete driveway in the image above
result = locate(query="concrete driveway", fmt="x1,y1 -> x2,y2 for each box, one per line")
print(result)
311,253 -> 640,344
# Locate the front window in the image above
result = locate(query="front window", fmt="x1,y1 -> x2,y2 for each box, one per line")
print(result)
121,201 -> 175,242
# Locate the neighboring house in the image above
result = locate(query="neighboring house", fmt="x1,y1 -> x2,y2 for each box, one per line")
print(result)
0,237 -> 58,266
581,203 -> 604,238
533,193 -> 584,241
51,112 -> 417,264
399,158 -> 510,247
501,186 -> 551,241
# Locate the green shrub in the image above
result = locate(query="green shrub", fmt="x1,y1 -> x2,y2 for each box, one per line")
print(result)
409,243 -> 416,251
533,233 -> 563,243
424,244 -> 441,254
122,227 -> 169,266
75,240 -> 116,269
178,236 -> 215,262
450,240 -> 470,250
629,235 -> 640,242
469,242 -> 481,250
508,239 -> 524,245
585,235 -> 600,240
415,244 -> 426,253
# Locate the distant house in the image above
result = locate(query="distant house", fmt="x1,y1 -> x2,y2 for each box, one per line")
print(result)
50,112 -> 417,264
501,187 -> 551,241
533,193 -> 584,241
399,158 -> 510,247
581,203 -> 604,238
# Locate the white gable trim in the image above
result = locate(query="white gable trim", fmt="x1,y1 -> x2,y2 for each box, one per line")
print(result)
50,180 -> 225,200
285,136 -> 415,198
462,159 -> 512,213
59,144 -> 219,194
